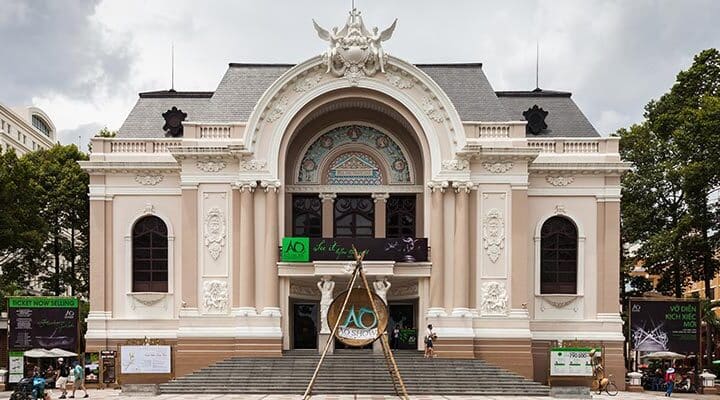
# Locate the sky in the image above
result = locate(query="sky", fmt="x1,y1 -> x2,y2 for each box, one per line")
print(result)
1,0 -> 719,150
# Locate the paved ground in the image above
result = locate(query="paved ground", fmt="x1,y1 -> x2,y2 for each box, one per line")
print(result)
1,389 -> 719,400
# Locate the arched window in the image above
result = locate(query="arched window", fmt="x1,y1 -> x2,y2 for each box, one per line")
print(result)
334,195 -> 374,238
540,216 -> 578,294
292,195 -> 322,237
132,216 -> 168,292
31,115 -> 51,136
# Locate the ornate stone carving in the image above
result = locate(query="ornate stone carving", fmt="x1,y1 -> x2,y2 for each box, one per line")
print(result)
317,277 -> 335,333
453,181 -> 474,193
546,175 -> 575,186
441,159 -> 469,171
265,96 -> 289,123
319,192 -> 337,202
391,283 -> 418,297
128,292 -> 167,310
371,192 -> 389,203
135,174 -> 163,186
482,162 -> 513,173
555,204 -> 567,215
294,74 -> 322,92
373,278 -> 391,304
540,296 -> 579,312
483,208 -> 505,263
240,159 -> 267,171
421,96 -> 446,123
313,8 -> 397,84
260,180 -> 281,192
427,181 -> 449,192
386,70 -> 414,89
142,202 -> 155,215
480,281 -> 509,315
197,160 -> 227,172
203,280 -> 228,313
290,283 -> 319,297
204,208 -> 226,260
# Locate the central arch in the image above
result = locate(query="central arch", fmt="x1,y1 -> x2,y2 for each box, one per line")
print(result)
246,56 -> 466,180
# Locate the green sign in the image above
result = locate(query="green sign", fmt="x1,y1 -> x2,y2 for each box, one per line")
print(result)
282,237 -> 310,262
9,296 -> 79,308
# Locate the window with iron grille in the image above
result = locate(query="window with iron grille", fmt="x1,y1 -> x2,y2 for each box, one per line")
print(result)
334,195 -> 374,238
540,216 -> 578,294
386,195 -> 416,238
292,195 -> 322,237
132,216 -> 169,292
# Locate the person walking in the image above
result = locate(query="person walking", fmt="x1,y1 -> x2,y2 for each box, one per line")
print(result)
69,361 -> 88,398
665,367 -> 676,397
55,358 -> 70,399
391,325 -> 400,351
424,324 -> 437,358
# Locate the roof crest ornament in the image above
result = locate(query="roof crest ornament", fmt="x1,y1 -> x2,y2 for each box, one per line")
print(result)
313,8 -> 397,85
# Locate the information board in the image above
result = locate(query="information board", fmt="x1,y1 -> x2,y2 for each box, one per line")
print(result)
629,299 -> 700,353
120,345 -> 171,374
9,351 -> 24,383
101,350 -> 116,383
550,347 -> 594,377
8,297 -> 79,351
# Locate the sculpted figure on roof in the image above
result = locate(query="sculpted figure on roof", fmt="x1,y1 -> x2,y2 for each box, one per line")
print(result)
313,8 -> 397,84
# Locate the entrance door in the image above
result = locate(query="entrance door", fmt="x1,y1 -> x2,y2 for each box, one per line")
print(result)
388,302 -> 417,350
293,303 -> 318,349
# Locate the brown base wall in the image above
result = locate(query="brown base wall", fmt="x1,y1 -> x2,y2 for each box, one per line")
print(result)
86,337 -> 282,383
433,337 -> 474,358
175,337 -> 282,376
474,338 -> 534,379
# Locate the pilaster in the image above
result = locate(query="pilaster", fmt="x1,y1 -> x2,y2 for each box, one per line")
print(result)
260,180 -> 281,316
372,192 -> 389,238
237,181 -> 257,315
452,181 -> 473,316
319,193 -> 336,238
427,181 -> 447,316
181,187 -> 198,308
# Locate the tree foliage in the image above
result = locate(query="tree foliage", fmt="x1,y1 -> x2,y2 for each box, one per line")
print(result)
0,144 -> 89,301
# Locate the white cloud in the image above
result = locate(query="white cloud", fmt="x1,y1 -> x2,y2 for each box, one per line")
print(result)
2,0 -> 719,144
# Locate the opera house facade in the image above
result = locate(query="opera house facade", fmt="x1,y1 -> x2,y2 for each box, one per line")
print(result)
82,8 -> 627,386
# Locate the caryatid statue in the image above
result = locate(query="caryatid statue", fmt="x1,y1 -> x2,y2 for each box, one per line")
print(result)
317,276 -> 335,333
373,277 -> 391,304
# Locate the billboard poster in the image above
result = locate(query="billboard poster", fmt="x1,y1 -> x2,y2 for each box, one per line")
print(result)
629,299 -> 700,353
281,237 -> 428,262
8,297 -> 79,351
550,347 -> 594,377
9,351 -> 24,383
120,345 -> 171,374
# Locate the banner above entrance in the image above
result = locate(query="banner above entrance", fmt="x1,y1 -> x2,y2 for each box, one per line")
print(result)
281,237 -> 428,262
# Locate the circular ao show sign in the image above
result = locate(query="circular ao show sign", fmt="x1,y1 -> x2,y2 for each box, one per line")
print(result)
327,288 -> 389,347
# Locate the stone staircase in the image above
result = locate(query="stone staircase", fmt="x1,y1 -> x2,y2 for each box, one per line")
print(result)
159,350 -> 550,395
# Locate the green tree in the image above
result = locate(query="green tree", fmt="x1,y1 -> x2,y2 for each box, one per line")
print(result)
0,149 -> 47,294
23,144 -> 90,297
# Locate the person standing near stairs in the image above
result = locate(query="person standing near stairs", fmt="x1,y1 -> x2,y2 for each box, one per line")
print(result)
391,325 -> 401,351
424,324 -> 437,358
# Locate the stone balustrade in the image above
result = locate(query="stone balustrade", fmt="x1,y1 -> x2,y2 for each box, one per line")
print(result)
101,139 -> 182,154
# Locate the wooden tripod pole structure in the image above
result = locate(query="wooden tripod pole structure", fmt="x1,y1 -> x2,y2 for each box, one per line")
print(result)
303,247 -> 409,400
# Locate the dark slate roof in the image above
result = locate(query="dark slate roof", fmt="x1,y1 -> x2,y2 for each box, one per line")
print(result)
117,92 -> 210,138
117,64 -> 587,138
496,89 -> 600,137
417,64 -> 510,121
200,64 -> 294,122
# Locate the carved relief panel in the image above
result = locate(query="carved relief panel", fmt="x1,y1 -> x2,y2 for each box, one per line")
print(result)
479,192 -> 508,278
201,190 -> 230,278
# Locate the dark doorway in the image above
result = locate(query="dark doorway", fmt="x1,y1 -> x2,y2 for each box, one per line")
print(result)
293,302 -> 318,349
388,302 -> 417,350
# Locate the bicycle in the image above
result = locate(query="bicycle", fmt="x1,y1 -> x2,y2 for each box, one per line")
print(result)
596,373 -> 619,396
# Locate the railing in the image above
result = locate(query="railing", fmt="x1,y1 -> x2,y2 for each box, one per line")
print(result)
110,141 -> 146,153
478,123 -> 510,138
200,125 -> 231,139
527,139 -> 603,153
108,139 -> 181,153
563,140 -> 599,153
527,140 -> 556,153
